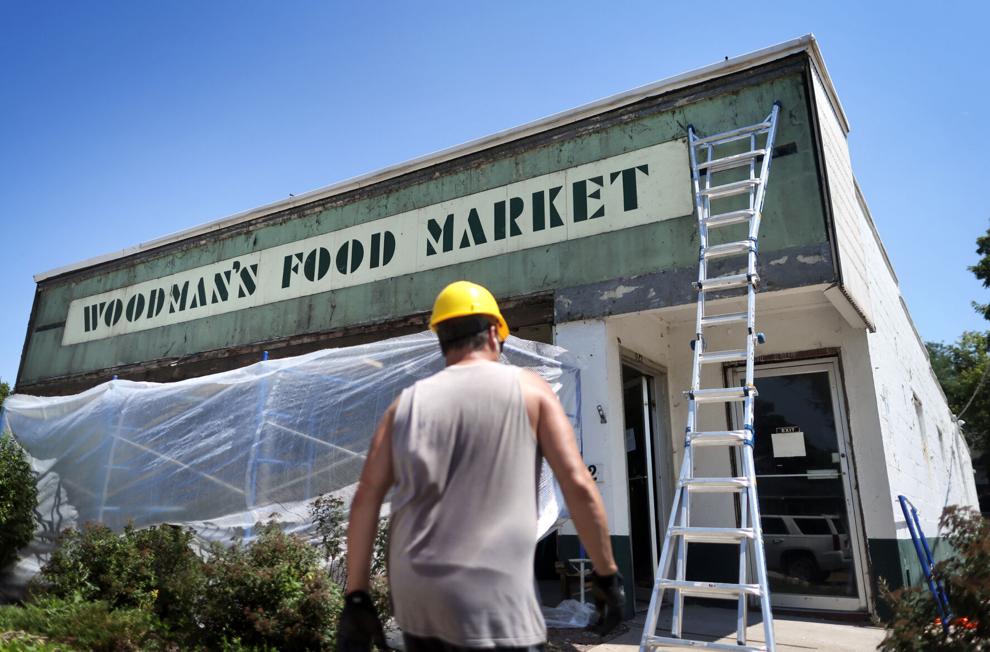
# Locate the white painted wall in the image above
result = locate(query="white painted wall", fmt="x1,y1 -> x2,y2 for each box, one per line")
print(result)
812,68 -> 874,327
811,73 -> 979,538
858,217 -> 979,536
554,319 -> 629,537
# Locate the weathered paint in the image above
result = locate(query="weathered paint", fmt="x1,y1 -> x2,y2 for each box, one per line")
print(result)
62,140 -> 691,346
20,54 -> 832,390
810,65 -> 875,329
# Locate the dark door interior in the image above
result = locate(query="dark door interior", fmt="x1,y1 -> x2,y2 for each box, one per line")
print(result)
748,370 -> 858,600
623,364 -> 660,603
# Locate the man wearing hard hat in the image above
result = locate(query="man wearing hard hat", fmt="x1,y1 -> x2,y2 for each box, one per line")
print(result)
339,280 -> 624,652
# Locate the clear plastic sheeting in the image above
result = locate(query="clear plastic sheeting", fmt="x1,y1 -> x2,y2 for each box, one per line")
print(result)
0,332 -> 581,560
541,599 -> 597,629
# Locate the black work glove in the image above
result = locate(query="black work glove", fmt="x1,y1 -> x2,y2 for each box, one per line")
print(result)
337,590 -> 389,652
588,571 -> 625,636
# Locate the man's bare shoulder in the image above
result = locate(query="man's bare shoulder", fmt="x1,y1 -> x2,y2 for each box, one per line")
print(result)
518,367 -> 555,399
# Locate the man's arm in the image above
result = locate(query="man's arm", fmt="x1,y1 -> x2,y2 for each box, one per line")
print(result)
521,370 -> 618,575
345,400 -> 397,594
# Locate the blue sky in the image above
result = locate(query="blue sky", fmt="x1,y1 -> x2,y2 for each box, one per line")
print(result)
1,1 -> 988,388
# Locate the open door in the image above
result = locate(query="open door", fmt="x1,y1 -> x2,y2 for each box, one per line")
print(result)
622,361 -> 672,606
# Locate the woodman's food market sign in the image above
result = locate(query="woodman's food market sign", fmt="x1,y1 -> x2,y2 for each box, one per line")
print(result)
63,140 -> 691,345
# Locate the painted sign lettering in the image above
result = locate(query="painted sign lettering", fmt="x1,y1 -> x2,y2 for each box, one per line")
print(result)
63,140 -> 691,344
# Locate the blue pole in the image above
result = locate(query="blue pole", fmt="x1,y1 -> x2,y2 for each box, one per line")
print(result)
910,503 -> 953,623
898,495 -> 951,631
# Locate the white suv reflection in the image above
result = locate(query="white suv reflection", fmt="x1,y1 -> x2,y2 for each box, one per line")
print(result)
761,514 -> 852,583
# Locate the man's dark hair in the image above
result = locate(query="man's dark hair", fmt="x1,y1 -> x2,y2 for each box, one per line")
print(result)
436,315 -> 494,356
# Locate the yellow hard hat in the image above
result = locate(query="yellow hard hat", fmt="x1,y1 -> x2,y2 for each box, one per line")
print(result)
429,281 -> 509,342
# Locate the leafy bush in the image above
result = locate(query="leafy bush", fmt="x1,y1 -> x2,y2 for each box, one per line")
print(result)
0,597 -> 161,652
310,494 -> 348,585
132,524 -> 204,629
0,433 -> 38,569
310,494 -> 391,618
37,523 -> 157,610
880,506 -> 990,651
0,629 -> 71,652
197,522 -> 343,651
19,518 -> 353,650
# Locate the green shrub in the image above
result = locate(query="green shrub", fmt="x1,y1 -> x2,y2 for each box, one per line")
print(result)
880,506 -> 990,651
37,523 -> 157,610
131,524 -> 204,630
0,597 -> 161,652
0,629 -> 73,652
0,433 -> 38,569
310,494 -> 391,619
310,494 -> 348,585
197,522 -> 343,651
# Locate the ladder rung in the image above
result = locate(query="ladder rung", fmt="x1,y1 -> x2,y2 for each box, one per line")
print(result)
702,240 -> 755,259
695,149 -> 767,173
699,179 -> 759,200
645,635 -> 767,652
680,477 -> 751,493
687,386 -> 755,403
704,208 -> 756,228
687,430 -> 749,446
694,273 -> 757,292
700,311 -> 749,327
698,349 -> 747,364
669,526 -> 755,543
658,579 -> 762,598
691,121 -> 772,147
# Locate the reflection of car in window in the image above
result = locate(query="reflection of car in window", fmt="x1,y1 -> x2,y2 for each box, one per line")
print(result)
761,515 -> 851,583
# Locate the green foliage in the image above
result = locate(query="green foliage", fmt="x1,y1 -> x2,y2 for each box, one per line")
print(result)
36,522 -> 204,634
926,332 -> 990,450
37,523 -> 157,610
880,506 -> 990,651
0,597 -> 161,652
0,629 -> 74,651
310,494 -> 391,619
197,522 -> 343,651
310,494 -> 390,581
9,519 -> 353,650
131,524 -> 204,629
971,226 -> 990,321
0,433 -> 38,569
310,494 -> 348,585
371,517 -> 390,579
0,379 -> 10,408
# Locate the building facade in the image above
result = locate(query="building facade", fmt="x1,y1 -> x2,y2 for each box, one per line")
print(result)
16,35 -> 978,617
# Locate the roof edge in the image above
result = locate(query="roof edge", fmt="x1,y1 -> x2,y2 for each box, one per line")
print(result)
36,34 -> 847,283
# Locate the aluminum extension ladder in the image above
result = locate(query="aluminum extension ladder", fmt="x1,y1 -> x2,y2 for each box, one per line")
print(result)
640,103 -> 781,652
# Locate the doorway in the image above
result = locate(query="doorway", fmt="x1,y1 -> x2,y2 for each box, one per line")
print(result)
621,361 -> 672,605
731,359 -> 868,611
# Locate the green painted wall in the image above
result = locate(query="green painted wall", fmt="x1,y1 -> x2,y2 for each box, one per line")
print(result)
22,62 -> 830,385
868,536 -> 953,618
